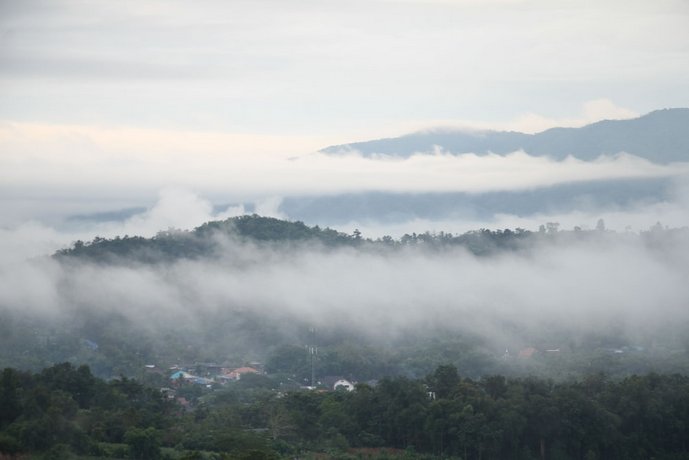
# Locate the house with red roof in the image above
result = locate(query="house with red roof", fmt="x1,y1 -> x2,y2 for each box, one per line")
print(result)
224,366 -> 260,381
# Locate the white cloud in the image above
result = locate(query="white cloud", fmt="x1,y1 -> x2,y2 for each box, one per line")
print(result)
112,188 -> 215,236
0,189 -> 241,266
506,99 -> 639,133
392,99 -> 640,134
1,121 -> 683,203
343,200 -> 689,239
2,226 -> 689,347
1,1 -> 687,135
0,221 -> 66,265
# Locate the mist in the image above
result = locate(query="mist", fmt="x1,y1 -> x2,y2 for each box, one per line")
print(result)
3,221 -> 688,365
2,2 -> 689,457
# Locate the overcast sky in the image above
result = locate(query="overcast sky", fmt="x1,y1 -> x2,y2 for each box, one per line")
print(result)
1,0 -> 689,237
2,0 -> 688,136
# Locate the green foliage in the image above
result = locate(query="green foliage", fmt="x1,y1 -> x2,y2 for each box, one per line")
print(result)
0,363 -> 174,457
427,364 -> 460,399
40,443 -> 74,460
265,345 -> 309,377
0,368 -> 22,427
53,214 -> 689,268
125,427 -> 161,459
2,363 -> 689,459
55,215 -> 356,263
5,219 -> 689,458
0,432 -> 20,454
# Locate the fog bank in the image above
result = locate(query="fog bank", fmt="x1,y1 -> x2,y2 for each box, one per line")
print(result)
2,228 -> 688,352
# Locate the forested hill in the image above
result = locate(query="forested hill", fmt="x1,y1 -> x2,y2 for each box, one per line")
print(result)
53,215 -> 538,263
54,215 -> 353,263
54,214 -> 687,263
322,108 -> 689,163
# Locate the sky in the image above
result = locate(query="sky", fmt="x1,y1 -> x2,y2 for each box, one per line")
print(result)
1,0 -> 689,247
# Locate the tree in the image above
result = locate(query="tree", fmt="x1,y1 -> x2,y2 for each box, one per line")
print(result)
124,427 -> 161,460
265,345 -> 309,378
429,365 -> 460,400
267,404 -> 295,440
481,375 -> 508,400
0,368 -> 21,427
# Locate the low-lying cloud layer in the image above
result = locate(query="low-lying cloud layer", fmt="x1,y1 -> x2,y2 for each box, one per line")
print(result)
2,118 -> 688,230
2,177 -> 689,268
1,121 -> 683,198
2,228 -> 688,353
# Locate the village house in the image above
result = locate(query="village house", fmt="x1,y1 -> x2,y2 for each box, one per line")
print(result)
224,366 -> 260,381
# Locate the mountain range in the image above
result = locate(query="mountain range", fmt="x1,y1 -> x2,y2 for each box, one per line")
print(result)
64,109 -> 689,229
322,108 -> 689,163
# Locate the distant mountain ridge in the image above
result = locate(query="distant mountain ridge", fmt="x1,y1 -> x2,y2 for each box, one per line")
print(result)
322,108 -> 689,163
279,177 -> 673,224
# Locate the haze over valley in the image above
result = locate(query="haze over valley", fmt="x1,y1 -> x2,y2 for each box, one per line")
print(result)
2,1 -> 689,458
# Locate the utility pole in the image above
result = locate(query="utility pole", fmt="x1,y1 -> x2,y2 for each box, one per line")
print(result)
308,327 -> 317,388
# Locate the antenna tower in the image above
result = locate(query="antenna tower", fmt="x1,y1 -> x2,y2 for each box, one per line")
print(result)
309,327 -> 317,388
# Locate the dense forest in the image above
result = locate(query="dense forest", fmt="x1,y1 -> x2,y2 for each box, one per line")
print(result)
1,363 -> 689,459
